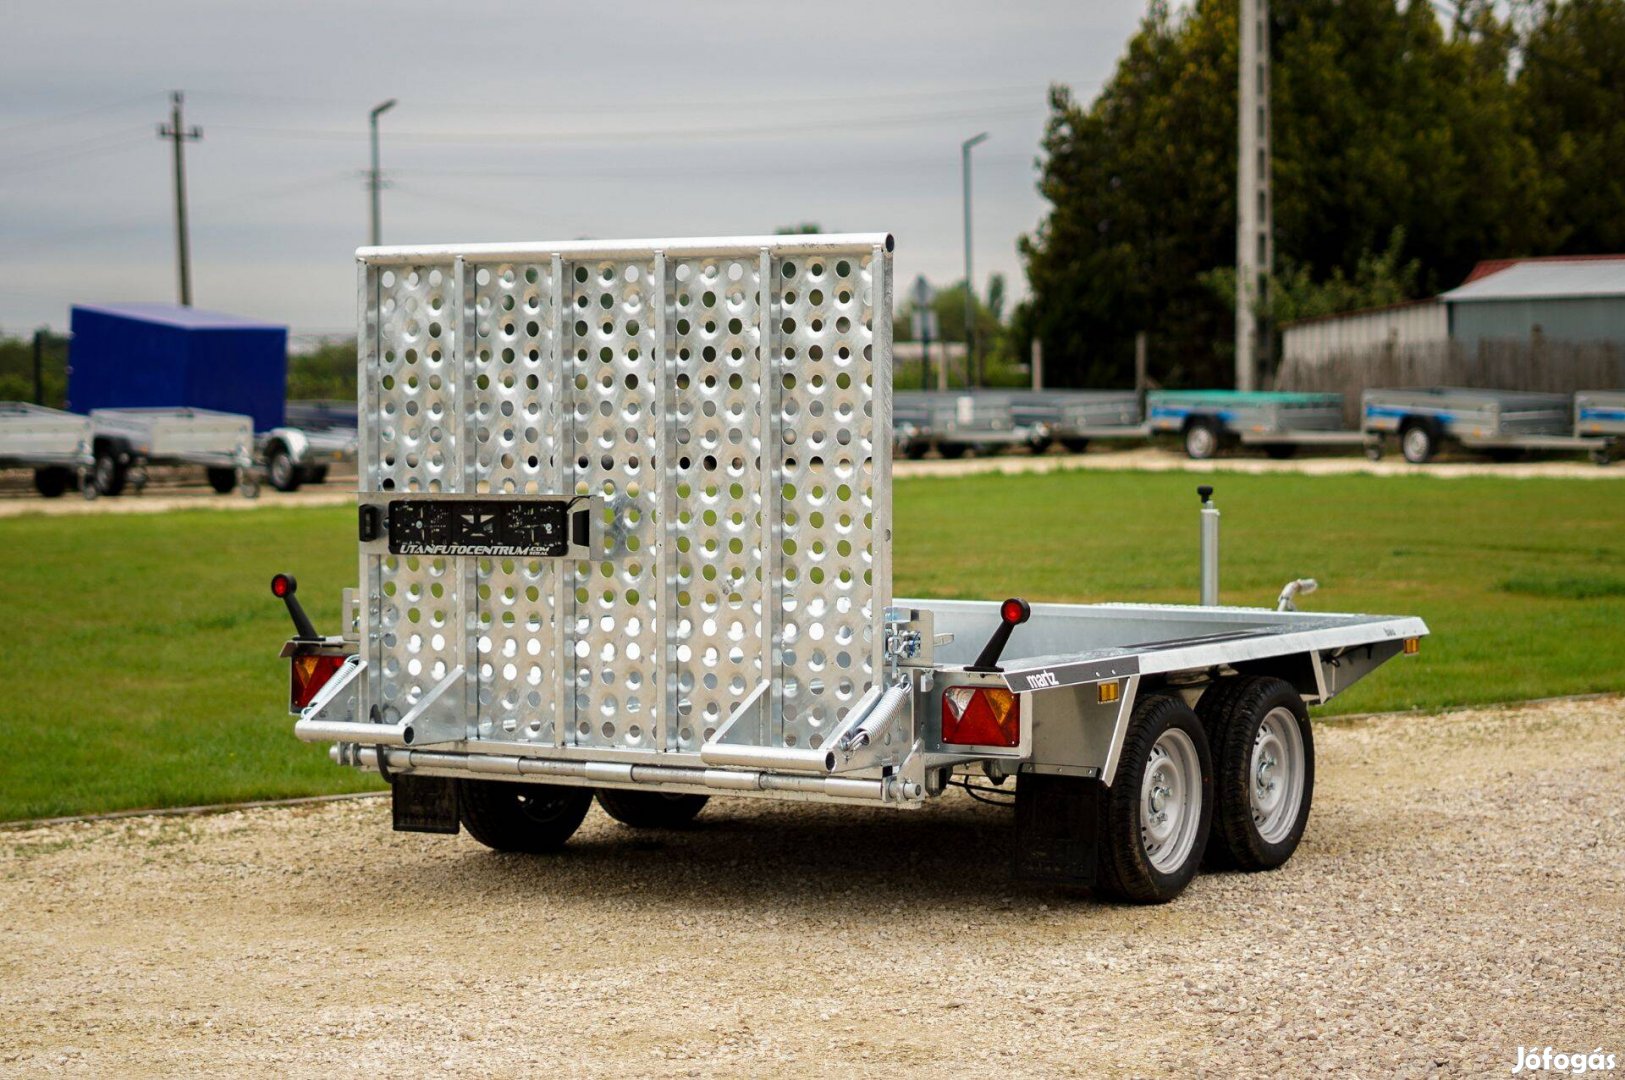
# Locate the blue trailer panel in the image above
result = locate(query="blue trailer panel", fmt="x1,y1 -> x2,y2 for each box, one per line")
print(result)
68,303 -> 288,431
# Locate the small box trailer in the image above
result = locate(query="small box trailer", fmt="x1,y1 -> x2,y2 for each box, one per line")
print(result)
1147,390 -> 1366,460
0,403 -> 96,498
891,390 -> 1040,458
89,407 -> 259,497
1572,391 -> 1624,464
1007,389 -> 1145,454
257,400 -> 359,491
1362,387 -> 1612,465
277,234 -> 1426,903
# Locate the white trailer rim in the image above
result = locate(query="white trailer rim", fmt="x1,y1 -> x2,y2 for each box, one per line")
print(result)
1140,727 -> 1203,873
1251,706 -> 1305,844
1402,426 -> 1432,463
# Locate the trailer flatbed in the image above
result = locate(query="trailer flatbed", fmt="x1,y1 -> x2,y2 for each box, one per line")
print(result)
0,402 -> 95,498
1363,387 -> 1612,464
276,234 -> 1426,904
1006,389 -> 1145,453
90,407 -> 259,496
1147,390 -> 1361,459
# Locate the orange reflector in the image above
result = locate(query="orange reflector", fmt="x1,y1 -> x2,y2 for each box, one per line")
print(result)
291,653 -> 346,711
1098,681 -> 1120,704
942,686 -> 1021,747
1403,637 -> 1420,655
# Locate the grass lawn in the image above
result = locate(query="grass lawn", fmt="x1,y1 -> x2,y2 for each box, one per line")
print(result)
1,468 -> 1621,821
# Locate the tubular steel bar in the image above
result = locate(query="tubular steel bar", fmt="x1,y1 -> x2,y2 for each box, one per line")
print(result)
358,233 -> 895,265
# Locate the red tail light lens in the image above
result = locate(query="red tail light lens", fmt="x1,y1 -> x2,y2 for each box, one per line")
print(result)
941,686 -> 1021,747
290,653 -> 346,711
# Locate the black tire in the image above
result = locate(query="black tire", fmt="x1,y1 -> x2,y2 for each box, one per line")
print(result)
1262,443 -> 1297,460
1097,694 -> 1214,904
206,467 -> 237,494
595,788 -> 709,829
1026,436 -> 1054,455
903,442 -> 929,460
1399,419 -> 1438,464
266,446 -> 301,492
1196,676 -> 1315,872
306,465 -> 330,484
458,780 -> 593,854
1591,445 -> 1613,467
1060,437 -> 1091,454
937,442 -> 969,459
92,447 -> 126,497
1183,420 -> 1221,460
33,467 -> 71,498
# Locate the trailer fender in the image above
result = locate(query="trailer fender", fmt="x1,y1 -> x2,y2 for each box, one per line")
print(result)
1025,674 -> 1142,786
261,426 -> 311,465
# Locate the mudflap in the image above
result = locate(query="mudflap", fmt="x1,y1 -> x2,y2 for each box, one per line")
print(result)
391,774 -> 460,834
1013,771 -> 1105,886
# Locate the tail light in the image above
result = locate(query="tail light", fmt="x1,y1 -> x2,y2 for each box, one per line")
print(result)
941,686 -> 1021,747
290,652 -> 346,712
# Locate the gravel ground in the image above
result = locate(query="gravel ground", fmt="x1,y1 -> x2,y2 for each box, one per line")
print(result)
2,447 -> 1617,518
2,697 -> 1620,1077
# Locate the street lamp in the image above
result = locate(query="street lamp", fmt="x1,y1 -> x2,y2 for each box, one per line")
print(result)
961,131 -> 990,387
369,98 -> 398,247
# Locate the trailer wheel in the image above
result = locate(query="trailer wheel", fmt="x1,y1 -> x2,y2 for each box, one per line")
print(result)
266,446 -> 301,492
1262,443 -> 1297,460
937,442 -> 969,459
1399,420 -> 1438,464
903,442 -> 930,460
206,467 -> 237,494
1183,420 -> 1220,461
1364,441 -> 1383,462
1197,676 -> 1314,872
33,467 -> 71,498
1098,694 -> 1213,903
1026,435 -> 1054,455
458,780 -> 593,853
1060,437 -> 1091,454
92,447 -> 126,497
1592,445 -> 1614,467
595,789 -> 709,829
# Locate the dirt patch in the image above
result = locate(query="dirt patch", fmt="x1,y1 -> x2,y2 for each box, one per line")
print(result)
1,697 -> 1620,1077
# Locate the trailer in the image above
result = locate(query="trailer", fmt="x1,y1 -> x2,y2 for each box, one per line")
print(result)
1147,390 -> 1364,460
0,403 -> 95,498
90,407 -> 259,497
258,399 -> 358,491
891,390 -> 1040,458
1362,387 -> 1612,465
1574,391 -> 1625,464
1007,389 -> 1146,453
276,234 -> 1426,904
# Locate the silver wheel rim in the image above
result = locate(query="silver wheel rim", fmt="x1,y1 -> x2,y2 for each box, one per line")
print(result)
1186,426 -> 1215,459
1402,427 -> 1430,462
1250,706 -> 1305,845
1141,727 -> 1203,873
270,453 -> 292,488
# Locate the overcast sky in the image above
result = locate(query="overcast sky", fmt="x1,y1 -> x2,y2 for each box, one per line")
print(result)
2,1 -> 1147,343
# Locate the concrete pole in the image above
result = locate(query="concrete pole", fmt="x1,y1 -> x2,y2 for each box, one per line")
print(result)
1030,338 -> 1043,390
1235,0 -> 1273,390
961,132 -> 989,386
157,91 -> 202,306
369,99 -> 398,247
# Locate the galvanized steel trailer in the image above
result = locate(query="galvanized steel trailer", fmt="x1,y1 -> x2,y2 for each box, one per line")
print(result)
0,402 -> 95,498
257,400 -> 359,491
1007,389 -> 1146,453
892,390 -> 1042,458
1147,390 -> 1368,460
277,234 -> 1426,903
1362,387 -> 1613,465
89,407 -> 259,497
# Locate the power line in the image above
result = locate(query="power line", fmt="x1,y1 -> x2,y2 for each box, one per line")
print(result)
0,93 -> 159,136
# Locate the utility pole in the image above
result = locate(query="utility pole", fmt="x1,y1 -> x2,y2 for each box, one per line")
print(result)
961,132 -> 989,387
32,328 -> 46,405
369,99 -> 398,246
157,91 -> 202,306
1235,0 -> 1273,390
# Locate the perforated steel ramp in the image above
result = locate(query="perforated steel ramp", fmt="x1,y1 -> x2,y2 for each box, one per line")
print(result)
355,234 -> 895,760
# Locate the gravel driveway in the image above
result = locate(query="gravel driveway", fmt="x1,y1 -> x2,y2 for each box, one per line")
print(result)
2,697 -> 1621,1077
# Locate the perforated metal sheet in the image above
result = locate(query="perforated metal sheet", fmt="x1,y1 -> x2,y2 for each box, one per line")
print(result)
359,235 -> 893,756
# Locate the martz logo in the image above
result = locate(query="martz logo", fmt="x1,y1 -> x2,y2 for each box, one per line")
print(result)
1025,670 -> 1060,689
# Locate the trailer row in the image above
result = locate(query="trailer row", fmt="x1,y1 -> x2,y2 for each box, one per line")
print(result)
892,388 -> 1624,465
0,401 -> 358,499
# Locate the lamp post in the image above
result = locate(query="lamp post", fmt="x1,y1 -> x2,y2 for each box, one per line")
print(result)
368,99 -> 398,247
961,131 -> 990,387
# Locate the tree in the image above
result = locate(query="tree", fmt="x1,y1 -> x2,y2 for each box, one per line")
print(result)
1019,0 -> 1557,389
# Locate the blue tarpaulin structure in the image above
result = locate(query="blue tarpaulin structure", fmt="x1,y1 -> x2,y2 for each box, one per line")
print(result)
67,302 -> 288,431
